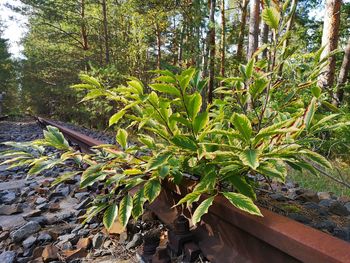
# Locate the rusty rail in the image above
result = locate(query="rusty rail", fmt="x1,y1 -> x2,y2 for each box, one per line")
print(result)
37,117 -> 350,263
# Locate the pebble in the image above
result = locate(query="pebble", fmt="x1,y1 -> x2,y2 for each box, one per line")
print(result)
38,233 -> 52,243
0,251 -> 16,263
329,201 -> 350,216
92,233 -> 104,249
10,221 -> 41,243
126,233 -> 143,250
22,235 -> 37,249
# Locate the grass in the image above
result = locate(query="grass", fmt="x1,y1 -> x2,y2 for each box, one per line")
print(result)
288,160 -> 350,197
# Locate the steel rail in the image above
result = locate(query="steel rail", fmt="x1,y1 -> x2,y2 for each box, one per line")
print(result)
37,117 -> 350,263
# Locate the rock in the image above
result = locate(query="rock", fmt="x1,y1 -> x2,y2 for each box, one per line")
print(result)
288,213 -> 311,224
63,248 -> 88,261
0,251 -> 16,263
71,225 -> 83,234
338,196 -> 350,203
36,203 -> 49,211
119,232 -> 128,244
48,203 -> 60,212
0,204 -> 23,215
28,216 -> 48,226
57,241 -> 73,250
315,220 -> 336,232
344,202 -> 350,213
76,237 -> 92,250
38,233 -> 52,243
92,233 -> 104,249
32,246 -> 45,259
10,221 -> 41,243
317,192 -> 332,200
77,229 -> 90,237
23,209 -> 42,218
329,201 -> 350,216
42,244 -> 59,263
1,191 -> 17,204
295,189 -> 319,203
74,192 -> 89,202
75,197 -> 91,210
23,235 -> 37,249
269,193 -> 288,201
58,233 -> 78,244
319,199 -> 335,207
126,233 -> 143,250
333,227 -> 350,241
0,231 -> 9,241
35,197 -> 47,205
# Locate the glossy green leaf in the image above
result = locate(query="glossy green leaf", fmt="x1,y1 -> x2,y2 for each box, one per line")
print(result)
304,97 -> 317,130
144,179 -> 161,203
109,110 -> 125,127
193,112 -> 209,134
116,129 -> 128,149
132,189 -> 145,220
222,192 -> 262,216
262,7 -> 280,30
231,113 -> 252,143
119,194 -> 133,227
171,135 -> 197,151
103,204 -> 118,230
239,149 -> 259,170
192,196 -> 215,225
149,83 -> 180,97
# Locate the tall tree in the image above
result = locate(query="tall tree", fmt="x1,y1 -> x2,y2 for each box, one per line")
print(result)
208,0 -> 216,104
335,38 -> 350,105
318,0 -> 342,96
247,0 -> 260,60
236,0 -> 249,61
102,0 -> 110,64
220,0 -> 226,76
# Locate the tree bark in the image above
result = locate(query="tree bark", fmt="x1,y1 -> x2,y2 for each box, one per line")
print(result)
247,0 -> 260,60
236,0 -> 249,61
80,0 -> 88,51
220,0 -> 226,76
318,0 -> 341,96
155,22 -> 162,70
261,23 -> 269,59
335,38 -> 350,105
102,0 -> 110,64
208,0 -> 216,104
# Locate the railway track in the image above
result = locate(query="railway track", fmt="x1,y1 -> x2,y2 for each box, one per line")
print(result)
37,117 -> 350,263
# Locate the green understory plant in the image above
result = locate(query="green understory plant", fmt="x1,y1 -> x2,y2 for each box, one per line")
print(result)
3,3 -> 349,229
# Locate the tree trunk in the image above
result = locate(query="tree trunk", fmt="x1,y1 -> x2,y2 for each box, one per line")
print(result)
236,0 -> 249,61
155,22 -> 162,70
335,38 -> 350,105
261,23 -> 269,59
80,0 -> 88,51
220,0 -> 226,76
318,0 -> 341,97
178,24 -> 185,67
208,0 -> 216,104
247,0 -> 260,60
102,0 -> 110,64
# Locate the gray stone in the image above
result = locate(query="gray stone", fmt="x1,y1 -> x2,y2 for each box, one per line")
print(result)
10,221 -> 41,243
0,251 -> 16,263
74,192 -> 89,202
1,191 -> 17,204
92,233 -> 104,249
315,220 -> 336,232
77,229 -> 90,237
58,233 -> 77,243
75,197 -> 91,210
72,225 -> 83,234
288,213 -> 311,224
329,201 -> 350,216
126,233 -> 143,250
0,204 -> 23,215
333,227 -> 350,241
269,193 -> 288,201
35,197 -> 46,205
319,199 -> 335,207
38,232 -> 52,243
23,235 -> 37,249
28,216 -> 48,226
344,202 -> 350,213
36,203 -> 49,211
